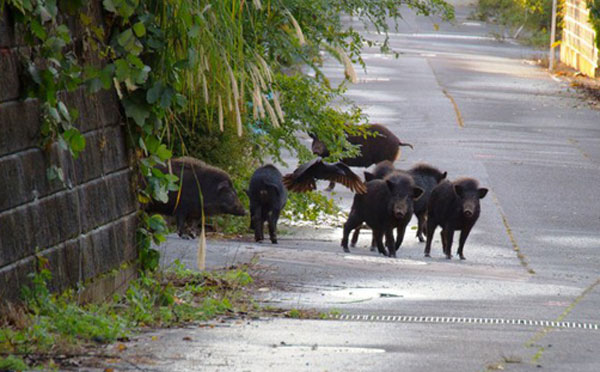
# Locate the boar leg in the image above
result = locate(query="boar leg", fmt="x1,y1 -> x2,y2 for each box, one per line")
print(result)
350,226 -> 361,247
424,218 -> 437,257
394,223 -> 408,250
252,207 -> 264,242
342,213 -> 363,253
385,228 -> 396,258
268,210 -> 280,244
416,212 -> 426,242
176,213 -> 191,239
443,229 -> 455,259
325,181 -> 336,192
373,230 -> 388,256
457,226 -> 472,260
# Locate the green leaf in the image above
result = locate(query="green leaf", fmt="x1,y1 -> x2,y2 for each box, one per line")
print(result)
156,144 -> 172,161
123,98 -> 150,126
146,82 -> 163,104
117,28 -> 134,48
30,19 -> 47,40
133,21 -> 146,37
63,128 -> 86,157
86,78 -> 103,93
159,86 -> 174,108
144,135 -> 160,153
58,102 -> 71,122
102,0 -> 117,13
46,165 -> 65,184
48,106 -> 60,123
114,59 -> 130,81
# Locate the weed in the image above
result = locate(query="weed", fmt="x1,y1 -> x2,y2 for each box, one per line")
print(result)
0,262 -> 259,370
0,355 -> 28,371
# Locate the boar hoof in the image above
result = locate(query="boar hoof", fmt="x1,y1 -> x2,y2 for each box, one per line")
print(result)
424,253 -> 431,258
369,246 -> 376,252
343,247 -> 350,253
271,239 -> 278,244
417,236 -> 425,243
459,255 -> 466,260
445,254 -> 452,260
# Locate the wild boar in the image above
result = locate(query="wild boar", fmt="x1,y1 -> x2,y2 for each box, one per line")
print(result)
350,170 -> 423,252
248,164 -> 287,244
148,156 -> 246,238
424,177 -> 488,260
342,174 -> 422,258
310,124 -> 413,191
407,163 -> 447,242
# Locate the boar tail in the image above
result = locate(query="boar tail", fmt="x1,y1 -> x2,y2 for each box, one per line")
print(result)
398,141 -> 414,149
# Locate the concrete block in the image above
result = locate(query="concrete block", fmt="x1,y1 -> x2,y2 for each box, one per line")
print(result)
0,99 -> 40,157
0,11 -> 14,48
0,49 -> 21,102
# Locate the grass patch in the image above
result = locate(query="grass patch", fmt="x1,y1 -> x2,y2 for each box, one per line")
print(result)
0,260 -> 259,370
0,260 -> 337,370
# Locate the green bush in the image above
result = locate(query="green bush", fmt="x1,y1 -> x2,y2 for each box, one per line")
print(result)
475,0 -> 560,47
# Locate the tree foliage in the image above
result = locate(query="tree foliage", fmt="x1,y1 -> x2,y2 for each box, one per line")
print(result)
1,0 -> 453,268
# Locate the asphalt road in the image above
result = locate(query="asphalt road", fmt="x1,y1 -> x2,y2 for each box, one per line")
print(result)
111,3 -> 600,372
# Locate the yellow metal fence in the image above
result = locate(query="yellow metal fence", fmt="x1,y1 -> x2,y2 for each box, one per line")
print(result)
560,0 -> 599,77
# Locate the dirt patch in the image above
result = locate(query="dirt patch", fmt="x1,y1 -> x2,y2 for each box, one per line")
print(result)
551,62 -> 600,110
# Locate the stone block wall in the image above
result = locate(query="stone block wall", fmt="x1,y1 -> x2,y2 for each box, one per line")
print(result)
0,4 -> 138,303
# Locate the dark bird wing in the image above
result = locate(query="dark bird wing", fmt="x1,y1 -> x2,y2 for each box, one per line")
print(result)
282,157 -> 321,193
283,158 -> 367,194
326,162 -> 367,194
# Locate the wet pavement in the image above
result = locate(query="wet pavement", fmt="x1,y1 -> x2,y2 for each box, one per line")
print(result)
100,2 -> 600,371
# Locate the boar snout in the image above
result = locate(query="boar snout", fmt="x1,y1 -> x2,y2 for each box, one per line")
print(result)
462,201 -> 478,219
392,199 -> 409,220
232,204 -> 247,216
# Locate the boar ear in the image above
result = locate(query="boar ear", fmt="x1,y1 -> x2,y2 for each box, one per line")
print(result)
386,179 -> 395,192
364,171 -> 375,182
265,182 -> 281,196
412,186 -> 424,200
308,133 -> 316,140
454,185 -> 465,198
478,188 -> 488,199
217,180 -> 229,192
441,171 -> 447,180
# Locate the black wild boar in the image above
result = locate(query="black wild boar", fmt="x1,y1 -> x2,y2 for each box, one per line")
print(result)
248,164 -> 287,244
310,124 -> 413,190
148,157 -> 246,238
371,160 -> 395,180
350,170 -> 423,252
342,173 -> 423,258
424,178 -> 488,260
407,163 -> 447,242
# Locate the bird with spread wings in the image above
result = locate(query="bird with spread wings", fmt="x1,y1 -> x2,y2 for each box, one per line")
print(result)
282,157 -> 367,194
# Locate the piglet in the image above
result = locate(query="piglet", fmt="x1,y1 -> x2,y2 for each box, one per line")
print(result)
424,178 -> 488,260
